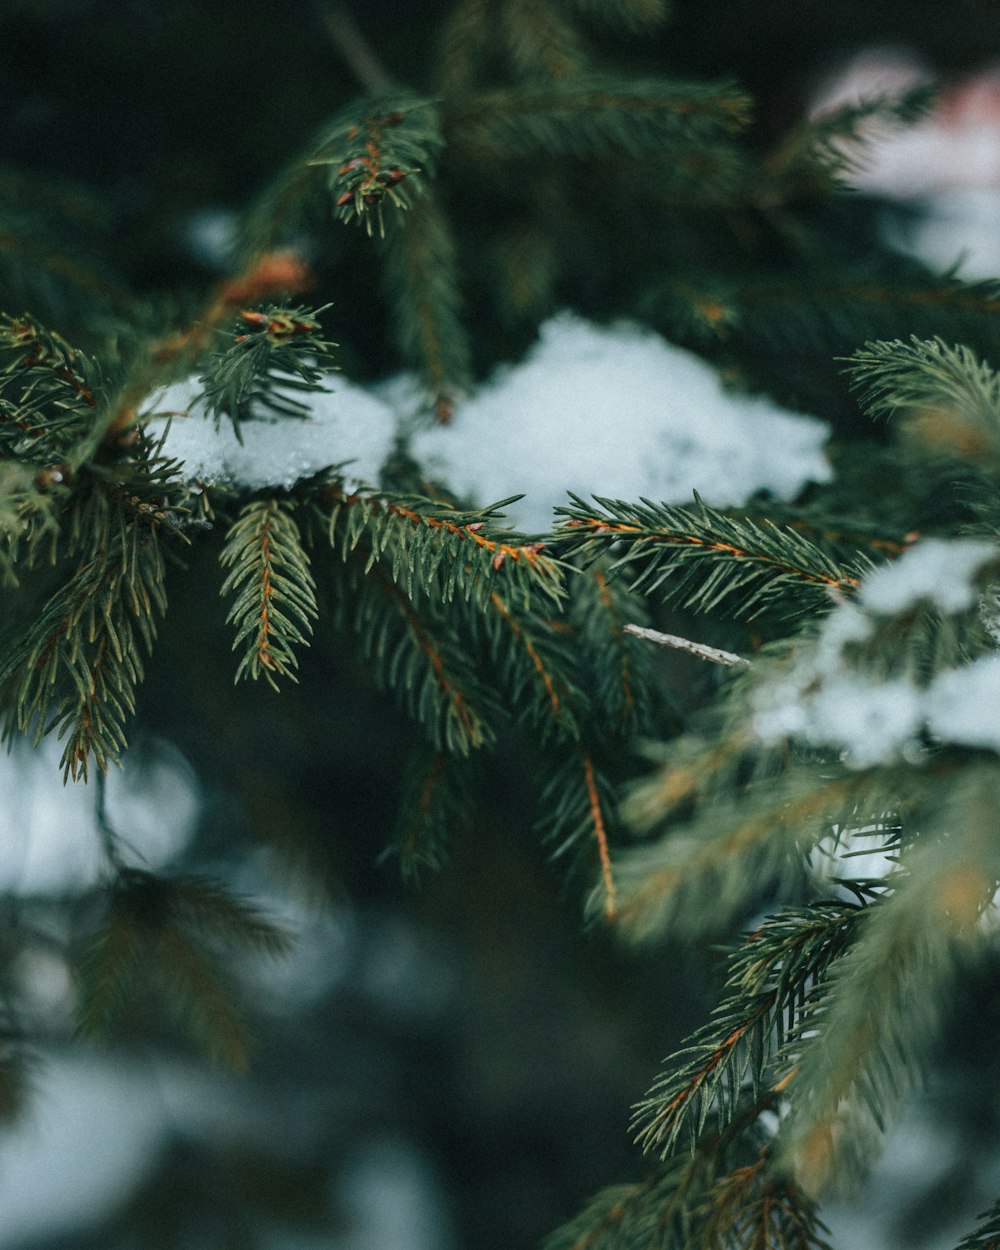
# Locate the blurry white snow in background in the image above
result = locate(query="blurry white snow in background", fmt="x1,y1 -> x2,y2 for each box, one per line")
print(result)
822,1101 -> 1000,1250
330,1139 -> 456,1250
0,1057 -> 171,1247
0,736 -> 199,893
149,313 -> 832,532
812,49 -> 1000,280
859,538 -> 997,614
0,1056 -> 458,1250
183,206 -> 241,272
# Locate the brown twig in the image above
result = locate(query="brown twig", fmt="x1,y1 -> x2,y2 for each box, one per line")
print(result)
623,623 -> 749,667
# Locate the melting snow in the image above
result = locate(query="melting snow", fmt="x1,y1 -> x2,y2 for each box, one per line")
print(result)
980,584 -> 1000,645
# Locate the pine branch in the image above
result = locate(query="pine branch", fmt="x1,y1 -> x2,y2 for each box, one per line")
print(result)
386,745 -> 473,882
480,589 -> 580,742
606,769 -> 887,942
198,304 -> 337,436
764,85 -> 935,194
631,904 -> 863,1160
447,75 -> 753,159
381,191 -> 471,417
540,1158 -> 702,1250
144,253 -> 306,374
652,270 -> 1000,361
843,336 -> 1000,464
0,501 -> 168,780
306,94 -> 444,237
543,1104 -> 773,1250
570,565 -> 657,737
323,486 -> 567,608
0,458 -> 62,583
621,727 -> 755,834
78,870 -> 289,1070
537,748 -> 619,919
433,0 -> 496,95
334,548 -> 502,754
165,876 -> 293,958
156,924 -> 255,1071
220,498 -> 319,690
954,1199 -> 1000,1250
740,499 -> 920,564
0,314 -> 103,463
499,0 -> 588,81
703,1153 -> 834,1250
555,494 -> 863,622
778,764 -> 1000,1193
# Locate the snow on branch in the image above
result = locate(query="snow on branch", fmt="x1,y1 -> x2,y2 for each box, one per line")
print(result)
146,313 -> 833,534
753,537 -> 1000,768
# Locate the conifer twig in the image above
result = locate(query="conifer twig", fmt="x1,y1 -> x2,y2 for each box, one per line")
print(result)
623,623 -> 750,667
583,754 -> 617,922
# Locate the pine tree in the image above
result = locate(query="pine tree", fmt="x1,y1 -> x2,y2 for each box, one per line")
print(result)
3,2 -> 1000,1246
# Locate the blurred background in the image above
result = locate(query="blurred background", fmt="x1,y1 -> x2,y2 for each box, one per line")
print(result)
3,2 -> 1000,1247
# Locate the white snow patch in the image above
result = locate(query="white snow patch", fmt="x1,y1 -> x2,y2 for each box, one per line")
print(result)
981,583 -> 1000,645
812,827 -> 900,885
333,1138 -> 456,1250
859,538 -> 998,615
808,676 -> 923,769
926,654 -> 1000,752
0,1054 -> 267,1248
182,206 -> 240,272
145,314 -> 831,531
811,50 -> 1000,198
755,538 -> 1000,767
146,374 -> 397,492
754,668 -> 924,770
407,313 -> 831,531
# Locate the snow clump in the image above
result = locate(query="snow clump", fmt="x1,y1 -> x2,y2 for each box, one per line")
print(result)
145,373 -> 398,492
754,537 -> 1000,767
406,312 -> 831,531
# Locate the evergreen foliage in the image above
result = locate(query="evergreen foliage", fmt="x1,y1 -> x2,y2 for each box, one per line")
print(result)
3,1 -> 1000,1246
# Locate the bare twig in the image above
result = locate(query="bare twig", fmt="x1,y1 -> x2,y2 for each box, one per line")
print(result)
314,1 -> 394,92
623,623 -> 750,667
